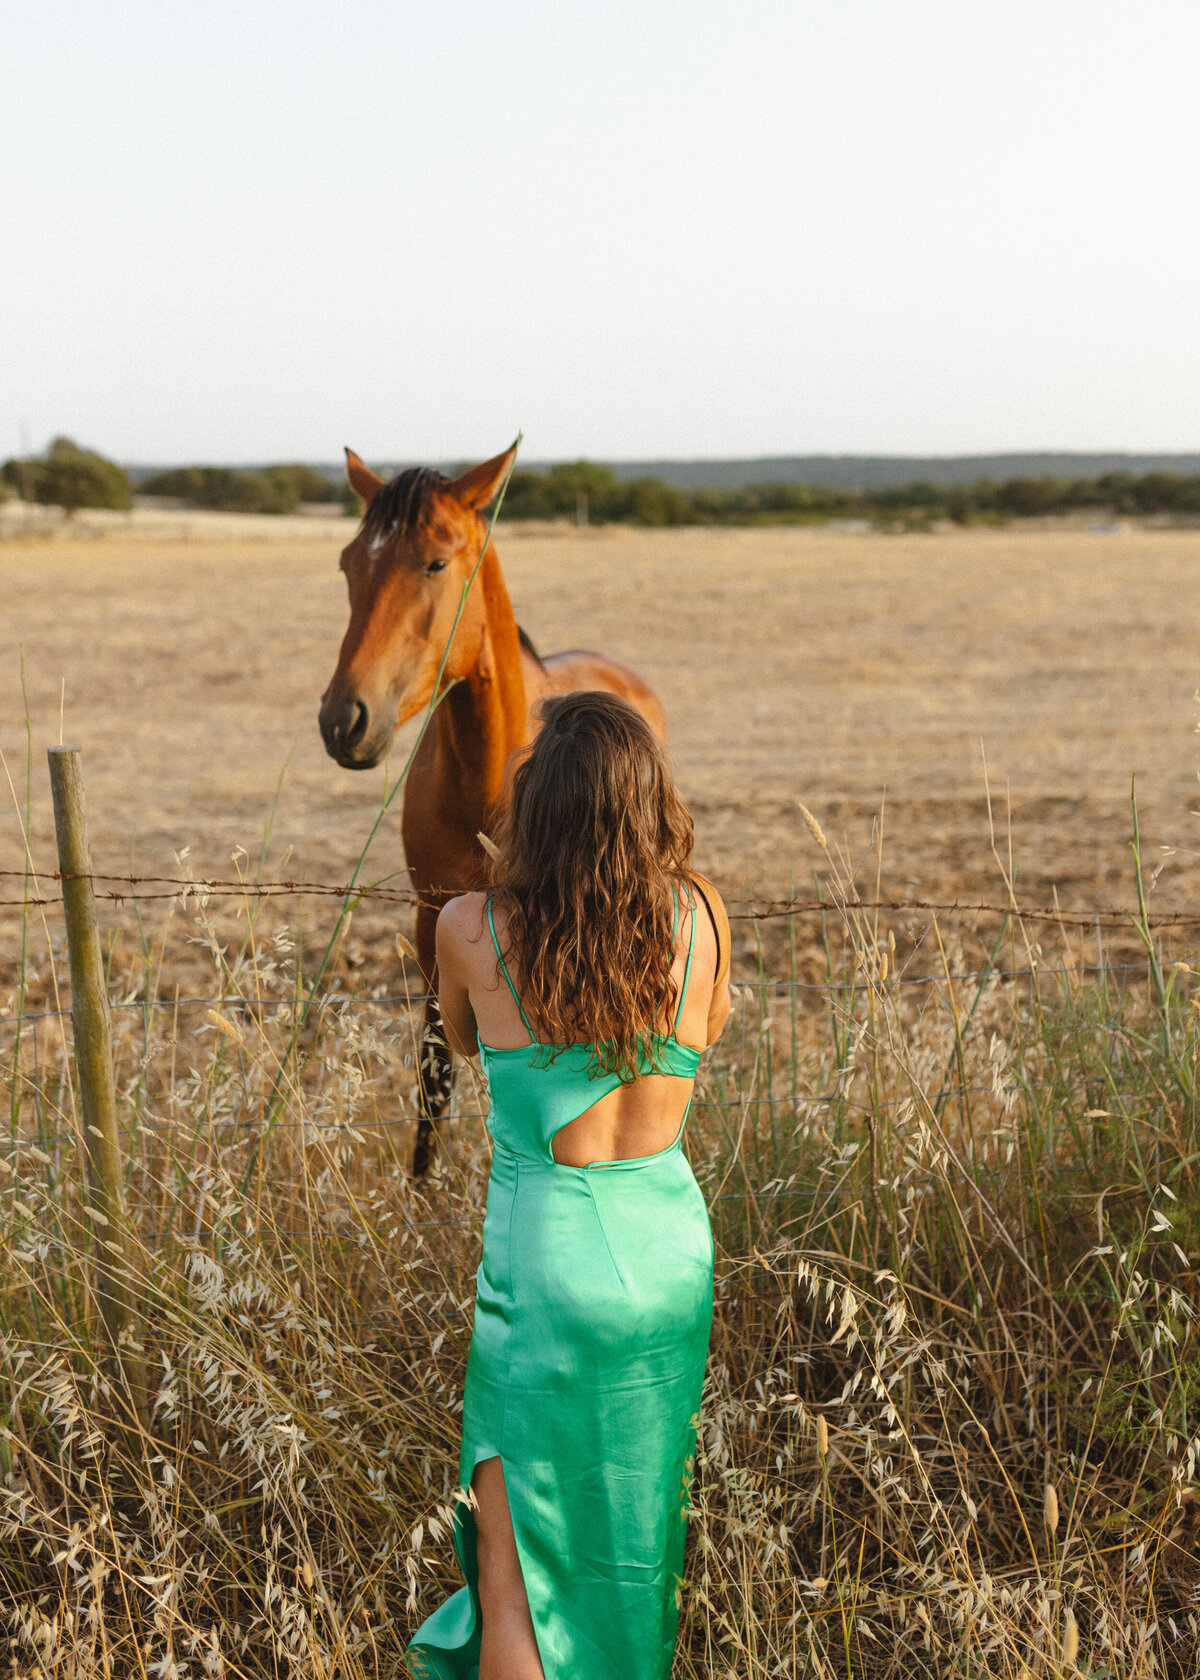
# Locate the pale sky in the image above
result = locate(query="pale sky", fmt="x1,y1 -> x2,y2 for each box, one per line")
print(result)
3,1 -> 1198,465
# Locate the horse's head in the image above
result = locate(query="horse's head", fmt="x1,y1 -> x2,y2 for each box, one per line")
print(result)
319,442 -> 517,769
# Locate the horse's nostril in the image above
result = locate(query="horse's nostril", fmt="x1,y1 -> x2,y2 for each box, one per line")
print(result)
344,699 -> 370,749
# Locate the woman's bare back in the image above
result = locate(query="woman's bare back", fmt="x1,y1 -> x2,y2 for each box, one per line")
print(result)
436,876 -> 731,1166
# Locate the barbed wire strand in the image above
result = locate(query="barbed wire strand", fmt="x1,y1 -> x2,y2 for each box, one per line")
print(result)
0,866 -> 1195,929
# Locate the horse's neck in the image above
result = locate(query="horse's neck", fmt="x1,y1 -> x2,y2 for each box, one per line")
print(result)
438,544 -> 528,816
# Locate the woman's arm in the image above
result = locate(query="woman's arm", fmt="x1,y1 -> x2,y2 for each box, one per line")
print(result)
434,897 -> 481,1057
691,873 -> 732,1046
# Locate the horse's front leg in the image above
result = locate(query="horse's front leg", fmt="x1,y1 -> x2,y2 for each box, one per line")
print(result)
412,898 -> 452,1178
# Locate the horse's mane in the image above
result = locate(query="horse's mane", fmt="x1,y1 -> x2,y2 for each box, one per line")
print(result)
364,466 -> 449,538
517,625 -> 544,667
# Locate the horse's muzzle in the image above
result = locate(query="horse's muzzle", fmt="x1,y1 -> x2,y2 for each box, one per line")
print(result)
319,691 -> 390,769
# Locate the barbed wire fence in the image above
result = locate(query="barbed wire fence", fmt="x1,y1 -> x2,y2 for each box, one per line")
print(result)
2,920 -> 1173,1177
2,755 -> 1188,1383
3,862 -> 1200,930
2,884 -> 1180,1151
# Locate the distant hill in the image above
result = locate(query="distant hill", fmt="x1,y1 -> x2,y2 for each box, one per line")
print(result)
128,452 -> 1200,493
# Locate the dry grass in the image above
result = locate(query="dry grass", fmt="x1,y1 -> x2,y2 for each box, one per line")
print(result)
2,522 -> 1200,1677
3,843 -> 1199,1678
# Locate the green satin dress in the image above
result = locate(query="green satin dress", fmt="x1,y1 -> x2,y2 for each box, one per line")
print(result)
408,887 -> 713,1680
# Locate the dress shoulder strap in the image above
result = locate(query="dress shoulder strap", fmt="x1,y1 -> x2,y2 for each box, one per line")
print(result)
673,882 -> 698,1030
486,897 -> 535,1037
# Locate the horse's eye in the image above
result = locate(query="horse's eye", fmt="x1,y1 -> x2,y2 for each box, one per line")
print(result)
425,559 -> 448,576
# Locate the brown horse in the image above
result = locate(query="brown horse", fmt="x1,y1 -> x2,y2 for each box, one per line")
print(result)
319,443 -> 666,1173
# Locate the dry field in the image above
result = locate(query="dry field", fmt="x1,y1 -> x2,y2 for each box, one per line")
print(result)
5,516 -> 1200,1680
2,518 -> 1199,974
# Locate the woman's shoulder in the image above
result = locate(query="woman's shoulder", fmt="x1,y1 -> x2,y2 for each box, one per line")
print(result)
436,892 -> 491,946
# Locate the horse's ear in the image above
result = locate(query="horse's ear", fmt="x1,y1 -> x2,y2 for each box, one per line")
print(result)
345,448 -> 384,505
447,441 -> 519,511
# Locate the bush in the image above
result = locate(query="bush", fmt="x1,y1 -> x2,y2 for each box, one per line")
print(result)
141,466 -> 239,505
140,465 -> 311,515
994,476 -> 1073,518
500,470 -> 560,521
274,463 -> 339,504
1,437 -> 132,513
622,477 -> 690,526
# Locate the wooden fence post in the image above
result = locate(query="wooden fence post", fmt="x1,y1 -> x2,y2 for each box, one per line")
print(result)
48,746 -> 149,1420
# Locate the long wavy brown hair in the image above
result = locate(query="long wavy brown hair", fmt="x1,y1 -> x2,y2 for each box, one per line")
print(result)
490,691 -> 696,1079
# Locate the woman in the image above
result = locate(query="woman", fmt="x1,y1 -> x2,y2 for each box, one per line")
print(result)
408,692 -> 731,1680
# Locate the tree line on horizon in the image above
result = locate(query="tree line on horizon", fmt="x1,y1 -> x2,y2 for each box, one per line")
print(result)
501,460 -> 1200,526
5,440 -> 1200,527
